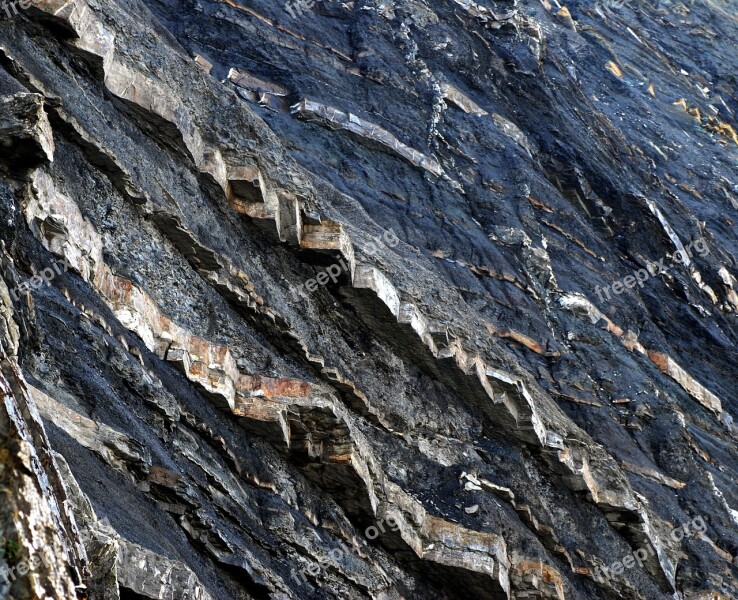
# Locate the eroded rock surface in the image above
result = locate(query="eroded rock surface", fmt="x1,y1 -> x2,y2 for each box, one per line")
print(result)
0,0 -> 736,598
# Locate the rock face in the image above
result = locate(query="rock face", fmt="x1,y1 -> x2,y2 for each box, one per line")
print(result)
0,0 -> 736,599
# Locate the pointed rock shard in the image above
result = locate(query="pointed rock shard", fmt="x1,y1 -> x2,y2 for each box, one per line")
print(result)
291,98 -> 445,178
228,67 -> 289,97
441,83 -> 488,116
492,113 -> 535,156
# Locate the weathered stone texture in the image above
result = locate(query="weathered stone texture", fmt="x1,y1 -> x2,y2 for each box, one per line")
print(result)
0,0 -> 736,598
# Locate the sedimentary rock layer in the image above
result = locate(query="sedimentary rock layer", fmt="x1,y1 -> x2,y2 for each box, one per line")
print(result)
0,0 -> 736,598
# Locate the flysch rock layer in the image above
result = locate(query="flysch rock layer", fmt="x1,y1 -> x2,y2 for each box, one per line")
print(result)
23,163 -> 514,597
0,283 -> 84,599
20,0 -> 678,584
0,0 -> 736,598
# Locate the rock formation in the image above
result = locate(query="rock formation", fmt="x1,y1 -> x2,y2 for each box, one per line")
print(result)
0,0 -> 736,598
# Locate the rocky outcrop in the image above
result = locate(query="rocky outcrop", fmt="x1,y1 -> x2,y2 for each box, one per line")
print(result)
23,165 -> 514,596
1,0 -> 737,598
224,160 -> 682,590
0,97 -> 83,600
53,448 -> 214,600
0,338 -> 84,600
558,292 -> 729,425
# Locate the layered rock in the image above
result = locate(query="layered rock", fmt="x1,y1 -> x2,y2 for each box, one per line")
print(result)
0,328 -> 83,600
1,0 -> 736,598
291,99 -> 446,179
23,160 -> 513,596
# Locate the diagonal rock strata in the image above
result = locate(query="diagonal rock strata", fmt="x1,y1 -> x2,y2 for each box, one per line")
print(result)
53,448 -> 216,600
0,336 -> 85,598
215,105 -> 682,594
22,166 -> 516,597
224,174 -> 679,588
559,292 -> 727,419
290,99 -> 446,179
0,43 -> 387,433
7,0 -> 737,597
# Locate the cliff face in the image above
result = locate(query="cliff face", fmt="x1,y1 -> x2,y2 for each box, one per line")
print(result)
0,0 -> 736,598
